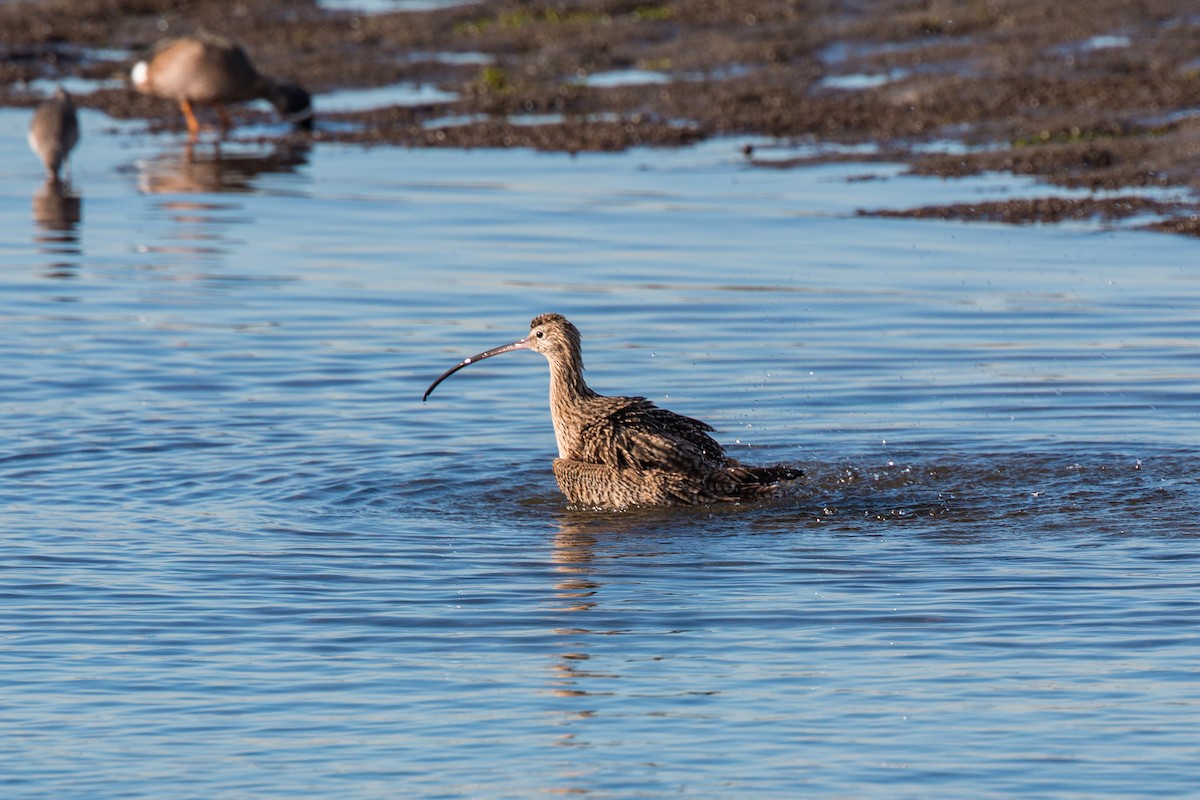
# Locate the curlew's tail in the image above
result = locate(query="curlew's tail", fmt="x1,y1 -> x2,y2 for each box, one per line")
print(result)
726,462 -> 804,499
744,465 -> 803,483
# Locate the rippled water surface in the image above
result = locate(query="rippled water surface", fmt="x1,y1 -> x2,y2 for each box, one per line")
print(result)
2,108 -> 1198,798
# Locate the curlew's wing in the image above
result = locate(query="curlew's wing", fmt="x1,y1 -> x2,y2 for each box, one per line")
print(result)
573,395 -> 727,473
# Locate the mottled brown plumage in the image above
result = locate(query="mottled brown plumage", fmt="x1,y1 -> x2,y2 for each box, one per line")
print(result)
423,314 -> 801,509
131,34 -> 313,137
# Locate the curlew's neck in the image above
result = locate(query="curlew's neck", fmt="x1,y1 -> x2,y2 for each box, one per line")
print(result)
545,344 -> 597,459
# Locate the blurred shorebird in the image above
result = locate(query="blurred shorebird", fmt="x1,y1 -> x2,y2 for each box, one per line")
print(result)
423,313 -> 801,509
28,88 -> 79,182
131,33 -> 313,137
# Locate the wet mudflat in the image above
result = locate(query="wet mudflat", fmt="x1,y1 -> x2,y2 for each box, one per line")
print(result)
2,2 -> 1200,798
6,0 -> 1200,231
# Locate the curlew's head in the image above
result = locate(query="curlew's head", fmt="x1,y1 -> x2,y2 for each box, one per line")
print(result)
524,313 -> 582,361
422,314 -> 584,402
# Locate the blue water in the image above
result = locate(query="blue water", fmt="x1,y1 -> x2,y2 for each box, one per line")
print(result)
2,107 -> 1198,798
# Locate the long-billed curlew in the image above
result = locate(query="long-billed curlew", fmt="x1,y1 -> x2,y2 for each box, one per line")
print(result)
28,88 -> 79,182
423,313 -> 801,509
131,34 -> 313,138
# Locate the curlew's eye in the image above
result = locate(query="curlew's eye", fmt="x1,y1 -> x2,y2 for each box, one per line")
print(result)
535,330 -> 544,338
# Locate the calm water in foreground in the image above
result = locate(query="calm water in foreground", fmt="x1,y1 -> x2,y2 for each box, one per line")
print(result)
2,108 -> 1198,798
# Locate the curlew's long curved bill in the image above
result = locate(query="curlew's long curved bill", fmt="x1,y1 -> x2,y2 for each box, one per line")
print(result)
422,338 -> 531,401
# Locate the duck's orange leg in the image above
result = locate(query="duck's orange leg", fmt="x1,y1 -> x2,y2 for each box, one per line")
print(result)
179,98 -> 201,138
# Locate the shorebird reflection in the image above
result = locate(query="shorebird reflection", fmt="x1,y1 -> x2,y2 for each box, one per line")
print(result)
32,177 -> 82,232
548,515 -> 611,706
32,177 -> 82,279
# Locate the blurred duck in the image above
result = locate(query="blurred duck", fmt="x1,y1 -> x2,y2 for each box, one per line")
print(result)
28,88 -> 79,182
131,33 -> 313,137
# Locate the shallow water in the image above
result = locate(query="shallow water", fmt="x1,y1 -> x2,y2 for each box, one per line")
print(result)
2,107 -> 1199,798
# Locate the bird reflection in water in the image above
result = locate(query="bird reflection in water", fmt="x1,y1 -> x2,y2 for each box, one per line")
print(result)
135,139 -> 310,195
131,141 -> 310,264
32,177 -> 82,279
547,514 -> 609,762
552,518 -> 603,614
548,510 -> 690,697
